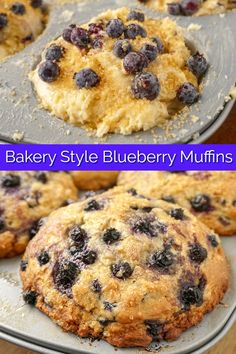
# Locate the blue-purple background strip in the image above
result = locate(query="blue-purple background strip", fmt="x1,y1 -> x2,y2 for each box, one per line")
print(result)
0,145 -> 235,170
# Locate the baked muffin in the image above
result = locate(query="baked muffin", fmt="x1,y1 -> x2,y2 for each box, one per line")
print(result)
138,0 -> 236,16
30,7 -> 206,137
0,171 -> 78,258
0,0 -> 46,60
118,171 -> 236,236
21,189 -> 229,348
71,171 -> 119,190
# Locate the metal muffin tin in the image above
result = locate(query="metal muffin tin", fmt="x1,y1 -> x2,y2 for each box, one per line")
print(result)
0,0 -> 235,144
0,236 -> 236,354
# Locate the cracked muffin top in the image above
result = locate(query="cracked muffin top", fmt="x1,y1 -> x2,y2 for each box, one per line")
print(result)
118,171 -> 236,236
0,0 -> 46,60
21,188 -> 229,348
30,7 -> 207,137
0,171 -> 78,258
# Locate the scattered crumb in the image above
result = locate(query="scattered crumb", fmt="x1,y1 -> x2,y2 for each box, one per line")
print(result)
187,23 -> 202,31
59,10 -> 73,22
191,115 -> 199,123
219,13 -> 225,18
229,86 -> 236,98
12,131 -> 24,142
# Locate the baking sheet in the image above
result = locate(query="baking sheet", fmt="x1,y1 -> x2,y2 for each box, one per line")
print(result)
0,236 -> 235,354
0,0 -> 235,144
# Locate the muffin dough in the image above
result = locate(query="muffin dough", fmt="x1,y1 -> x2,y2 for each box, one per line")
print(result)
0,171 -> 78,258
0,0 -> 46,60
21,189 -> 229,348
118,171 -> 236,236
139,0 -> 236,16
71,171 -> 119,190
31,7 -> 199,137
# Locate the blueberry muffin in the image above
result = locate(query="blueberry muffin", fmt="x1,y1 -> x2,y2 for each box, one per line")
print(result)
0,171 -> 78,258
0,0 -> 46,60
118,171 -> 236,236
138,0 -> 236,16
30,7 -> 207,137
71,171 -> 119,190
21,189 -> 229,348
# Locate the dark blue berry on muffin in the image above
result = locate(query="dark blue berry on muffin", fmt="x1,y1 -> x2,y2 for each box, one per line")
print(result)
179,283 -> 203,309
207,235 -> 219,248
82,250 -> 97,264
53,259 -> 78,294
38,251 -> 50,266
124,24 -> 147,39
23,290 -> 38,305
169,208 -> 185,220
188,243 -> 207,264
62,24 -> 76,43
106,19 -> 125,38
1,174 -> 21,188
187,52 -> 208,78
20,260 -> 28,271
0,14 -> 8,30
103,228 -> 121,245
74,68 -> 100,89
113,39 -> 132,59
148,250 -> 174,270
190,194 -> 211,212
131,72 -> 160,100
91,279 -> 102,293
111,261 -> 133,279
35,171 -> 48,184
70,27 -> 90,48
177,82 -> 200,105
84,199 -> 103,211
167,3 -> 182,15
38,61 -> 60,83
181,0 -> 200,15
45,45 -> 65,62
127,9 -> 145,22
11,3 -> 26,15
31,0 -> 43,8
123,52 -> 148,74
140,44 -> 158,62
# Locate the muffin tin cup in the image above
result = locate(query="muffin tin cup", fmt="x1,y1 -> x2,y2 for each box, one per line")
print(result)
0,236 -> 236,354
0,0 -> 235,144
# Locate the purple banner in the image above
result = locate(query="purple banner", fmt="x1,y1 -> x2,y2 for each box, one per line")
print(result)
0,144 -> 235,170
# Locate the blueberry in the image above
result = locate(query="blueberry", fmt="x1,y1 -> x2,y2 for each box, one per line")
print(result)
113,39 -> 132,59
53,259 -> 78,292
0,14 -> 8,30
1,174 -> 21,188
189,243 -> 207,264
92,37 -> 103,49
103,228 -> 121,245
177,82 -> 199,105
145,320 -> 163,340
35,171 -> 48,184
140,44 -> 158,63
38,251 -> 50,266
82,250 -> 97,264
61,199 -> 75,207
28,219 -> 43,239
148,250 -> 174,269
11,3 -> 26,15
20,260 -> 28,271
123,52 -> 148,74
62,24 -> 76,43
71,27 -> 90,48
124,24 -> 147,40
128,188 -> 138,196
181,0 -> 200,16
167,3 -> 182,15
207,235 -> 218,248
45,45 -> 64,62
187,53 -> 208,78
111,261 -> 133,279
0,217 -> 5,232
179,283 -> 203,308
104,301 -> 116,311
69,225 -> 87,247
88,23 -> 103,35
23,290 -> 38,305
74,68 -> 100,89
152,37 -> 164,54
127,10 -> 145,22
38,61 -> 60,83
106,19 -> 124,38
218,216 -> 230,226
31,0 -> 43,8
132,215 -> 167,237
162,196 -> 176,203
91,279 -> 102,293
131,72 -> 160,100
169,208 -> 185,220
190,194 -> 211,212
84,199 -> 103,211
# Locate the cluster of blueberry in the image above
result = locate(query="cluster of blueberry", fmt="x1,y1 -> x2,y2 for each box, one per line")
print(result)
139,0 -> 201,16
0,0 -> 43,30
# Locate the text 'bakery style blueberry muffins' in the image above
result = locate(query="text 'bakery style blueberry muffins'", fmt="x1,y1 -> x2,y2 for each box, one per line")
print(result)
0,0 -> 46,61
20,189 -> 229,348
138,0 -> 236,16
0,171 -> 78,258
30,7 -> 208,137
118,171 -> 236,236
